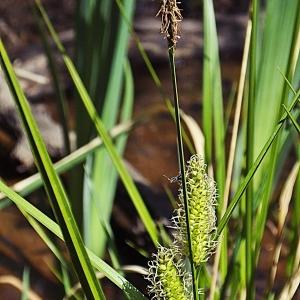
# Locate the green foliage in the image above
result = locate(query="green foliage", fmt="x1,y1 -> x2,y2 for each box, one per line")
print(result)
0,39 -> 105,299
34,0 -> 158,248
75,0 -> 136,256
0,0 -> 299,299
0,179 -> 147,299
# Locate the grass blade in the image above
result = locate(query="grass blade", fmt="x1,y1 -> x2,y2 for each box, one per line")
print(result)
0,121 -> 133,204
34,0 -> 159,246
253,0 -> 299,161
84,59 -> 134,255
254,1 -> 300,263
180,111 -> 205,157
80,0 -> 135,256
282,104 -> 300,133
0,179 -> 147,300
0,39 -> 105,299
203,0 -> 227,283
209,19 -> 252,300
244,1 -> 259,297
202,0 -> 226,197
218,89 -> 300,234
21,267 -> 30,300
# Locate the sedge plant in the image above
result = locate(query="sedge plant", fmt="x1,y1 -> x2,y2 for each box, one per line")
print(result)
146,2 -> 218,299
147,0 -> 300,299
0,0 -> 299,299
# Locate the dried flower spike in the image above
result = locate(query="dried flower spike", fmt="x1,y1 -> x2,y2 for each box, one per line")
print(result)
146,246 -> 190,300
174,155 -> 218,266
157,0 -> 182,48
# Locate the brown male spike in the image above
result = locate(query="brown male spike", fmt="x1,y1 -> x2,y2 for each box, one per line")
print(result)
157,0 -> 182,48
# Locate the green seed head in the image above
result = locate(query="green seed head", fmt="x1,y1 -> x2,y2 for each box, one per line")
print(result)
174,155 -> 218,266
146,246 -> 190,299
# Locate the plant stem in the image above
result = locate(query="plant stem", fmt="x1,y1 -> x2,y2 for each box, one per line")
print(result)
245,1 -> 258,298
168,46 -> 197,300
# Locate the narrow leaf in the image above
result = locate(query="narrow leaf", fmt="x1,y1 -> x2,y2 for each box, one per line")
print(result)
0,39 -> 105,299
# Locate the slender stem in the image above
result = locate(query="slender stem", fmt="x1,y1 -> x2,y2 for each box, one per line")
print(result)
245,1 -> 258,298
168,46 -> 197,300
